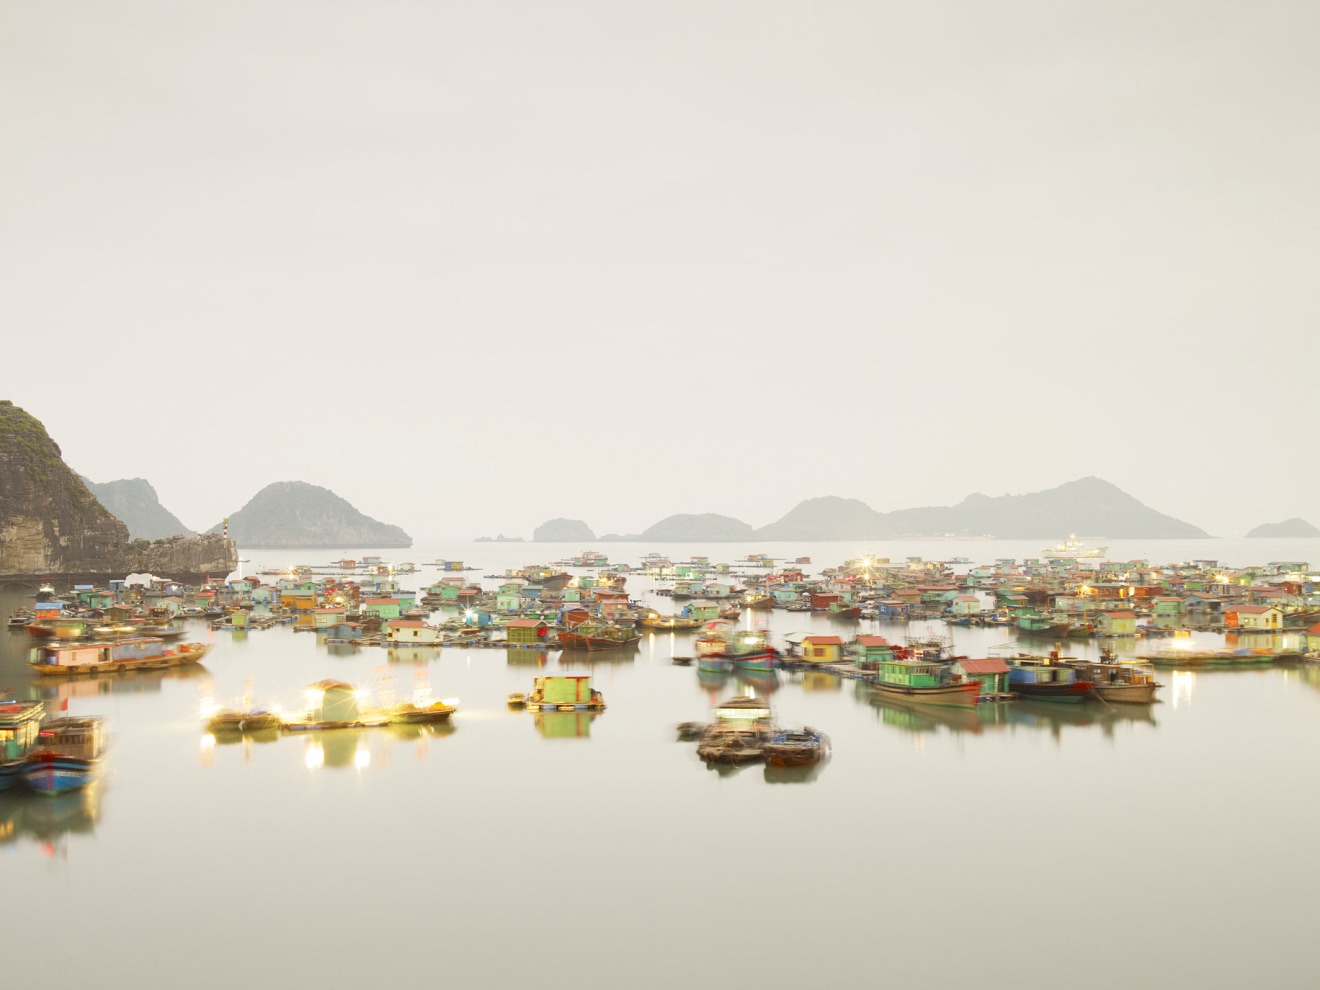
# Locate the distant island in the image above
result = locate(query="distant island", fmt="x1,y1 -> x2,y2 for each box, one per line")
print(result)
476,534 -> 525,543
83,477 -> 194,541
207,481 -> 411,548
533,518 -> 595,542
532,477 -> 1209,542
1246,518 -> 1320,538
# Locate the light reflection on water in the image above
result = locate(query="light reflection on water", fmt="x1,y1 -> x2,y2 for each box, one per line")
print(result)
1,539 -> 1319,988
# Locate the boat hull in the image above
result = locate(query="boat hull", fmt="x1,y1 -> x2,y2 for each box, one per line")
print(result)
1091,682 -> 1160,704
21,754 -> 104,795
1012,681 -> 1095,703
871,681 -> 981,708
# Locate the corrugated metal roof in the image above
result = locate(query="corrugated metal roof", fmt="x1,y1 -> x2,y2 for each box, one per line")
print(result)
959,658 -> 1009,674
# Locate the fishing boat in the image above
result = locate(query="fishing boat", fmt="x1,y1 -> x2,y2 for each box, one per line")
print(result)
20,717 -> 107,795
638,612 -> 702,632
206,708 -> 284,734
763,726 -> 829,767
506,692 -> 527,708
828,602 -> 862,621
1137,646 -> 1286,666
742,595 -> 776,611
1006,653 -> 1095,702
26,616 -> 91,639
27,637 -> 210,676
696,696 -> 774,764
387,699 -> 456,724
1061,649 -> 1162,703
871,638 -> 981,707
0,700 -> 45,792
557,621 -> 640,651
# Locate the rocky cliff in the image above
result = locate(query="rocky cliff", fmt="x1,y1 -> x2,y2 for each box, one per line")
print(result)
0,401 -> 236,584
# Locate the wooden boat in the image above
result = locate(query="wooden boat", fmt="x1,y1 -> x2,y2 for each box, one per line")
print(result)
671,655 -> 694,666
828,603 -> 862,621
1061,650 -> 1162,703
206,709 -> 284,734
506,692 -> 527,708
1137,647 -> 1286,666
743,595 -> 776,611
696,696 -> 774,763
639,613 -> 702,632
763,727 -> 829,767
387,700 -> 456,724
21,717 -> 107,795
26,617 -> 90,639
557,622 -> 640,650
1006,655 -> 1094,702
281,680 -> 391,731
28,637 -> 210,677
0,700 -> 45,792
872,652 -> 982,708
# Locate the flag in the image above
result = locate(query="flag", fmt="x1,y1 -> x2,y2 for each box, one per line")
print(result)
60,697 -> 69,711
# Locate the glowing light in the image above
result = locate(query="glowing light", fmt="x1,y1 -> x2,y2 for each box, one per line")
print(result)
354,744 -> 370,771
305,741 -> 325,771
305,688 -> 325,709
200,733 -> 216,751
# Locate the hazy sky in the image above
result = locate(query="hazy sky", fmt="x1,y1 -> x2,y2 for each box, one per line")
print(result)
3,2 -> 1316,539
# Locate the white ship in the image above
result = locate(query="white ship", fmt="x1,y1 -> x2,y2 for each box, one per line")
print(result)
1042,534 -> 1108,560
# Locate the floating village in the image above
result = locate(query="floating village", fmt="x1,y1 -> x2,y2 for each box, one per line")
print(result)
4,539 -> 1320,796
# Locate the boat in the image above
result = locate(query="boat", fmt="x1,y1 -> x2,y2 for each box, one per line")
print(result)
506,692 -> 527,708
281,681 -> 391,731
742,595 -> 776,611
27,637 -> 211,676
871,639 -> 981,708
206,708 -> 284,734
26,616 -> 91,639
1041,535 -> 1109,560
20,717 -> 107,795
1137,646 -> 1288,666
387,699 -> 456,724
638,612 -> 702,632
695,696 -> 774,764
828,602 -> 861,621
1005,653 -> 1095,702
0,700 -> 45,792
557,621 -> 640,651
763,726 -> 829,767
1061,649 -> 1162,703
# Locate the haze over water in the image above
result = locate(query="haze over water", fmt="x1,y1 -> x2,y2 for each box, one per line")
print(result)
3,538 -> 1318,989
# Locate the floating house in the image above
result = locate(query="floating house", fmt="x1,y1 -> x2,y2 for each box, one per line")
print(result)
952,657 -> 1011,696
1224,604 -> 1283,630
1096,610 -> 1138,637
800,635 -> 843,664
386,619 -> 441,644
506,618 -> 549,645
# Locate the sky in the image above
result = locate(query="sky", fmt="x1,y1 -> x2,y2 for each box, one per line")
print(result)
2,1 -> 1317,540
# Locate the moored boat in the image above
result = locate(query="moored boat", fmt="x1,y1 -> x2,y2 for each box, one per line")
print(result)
763,726 -> 830,767
557,621 -> 640,651
1006,654 -> 1094,702
21,717 -> 107,795
1061,650 -> 1162,703
0,700 -> 45,792
27,637 -> 211,677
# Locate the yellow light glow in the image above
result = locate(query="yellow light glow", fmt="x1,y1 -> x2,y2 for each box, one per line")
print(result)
354,745 -> 370,771
305,741 -> 325,771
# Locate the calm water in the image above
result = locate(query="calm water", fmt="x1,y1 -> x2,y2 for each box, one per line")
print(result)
3,539 -> 1319,989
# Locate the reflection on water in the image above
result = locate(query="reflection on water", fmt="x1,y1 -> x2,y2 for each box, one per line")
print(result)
32,664 -> 210,704
764,761 -> 826,785
304,729 -> 370,771
533,711 -> 598,739
859,682 -> 1158,740
0,778 -> 104,847
1170,670 -> 1195,710
557,649 -> 637,669
385,646 -> 441,665
504,648 -> 550,666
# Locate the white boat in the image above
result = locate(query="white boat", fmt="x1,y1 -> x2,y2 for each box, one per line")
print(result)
1041,535 -> 1108,560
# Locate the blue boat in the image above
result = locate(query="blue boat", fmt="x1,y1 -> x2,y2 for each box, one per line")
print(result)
0,700 -> 45,793
20,717 -> 106,795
